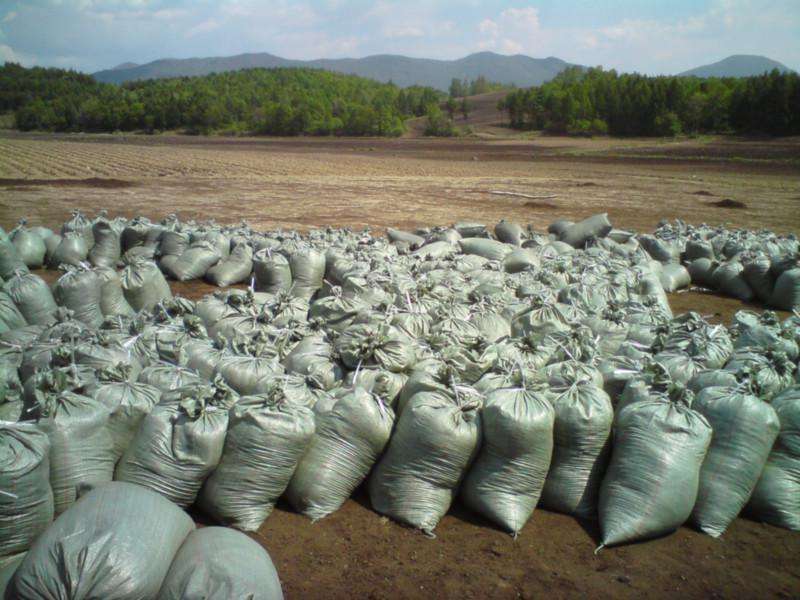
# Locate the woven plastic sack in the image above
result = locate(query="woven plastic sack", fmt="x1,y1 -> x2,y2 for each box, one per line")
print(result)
285,387 -> 394,521
411,240 -> 456,260
345,368 -> 408,408
335,322 -> 416,373
3,272 -> 57,325
0,423 -> 54,559
503,248 -> 539,273
0,238 -> 27,280
10,223 -> 45,269
88,220 -> 122,268
138,363 -> 203,392
598,399 -> 711,547
36,391 -> 114,514
61,210 -> 94,249
48,231 -> 88,268
156,527 -> 283,600
218,354 -> 284,396
95,266 -> 135,317
162,241 -> 221,282
461,384 -> 553,536
115,381 -> 235,507
253,250 -> 293,294
659,263 -> 691,292
43,234 -> 61,267
540,383 -> 613,518
283,334 -> 343,391
724,349 -> 795,401
712,262 -> 754,302
368,388 -> 481,535
459,238 -> 513,261
121,259 -> 173,312
742,254 -> 774,303
94,367 -> 162,463
121,218 -> 155,251
494,220 -> 524,246
198,392 -> 315,531
748,386 -> 800,530
206,243 -> 253,287
0,291 -> 26,333
691,385 -> 779,537
7,482 -> 194,600
288,246 -> 325,300
53,267 -> 104,327
387,229 -> 425,248
560,213 -> 612,248
0,555 -> 24,599
771,268 -> 800,310
687,258 -> 718,288
159,230 -> 190,257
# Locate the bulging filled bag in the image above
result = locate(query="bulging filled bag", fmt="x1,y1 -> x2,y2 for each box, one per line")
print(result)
7,482 -> 194,600
0,423 -> 54,559
121,258 -> 173,312
3,272 -> 57,326
747,386 -> 800,530
94,365 -> 162,463
369,388 -> 482,536
35,390 -> 114,515
198,390 -> 315,531
10,221 -> 45,269
540,382 -> 613,519
460,383 -> 554,536
691,385 -> 780,537
156,527 -> 283,600
598,398 -> 712,547
285,387 -> 394,521
52,266 -> 104,327
115,381 -> 236,507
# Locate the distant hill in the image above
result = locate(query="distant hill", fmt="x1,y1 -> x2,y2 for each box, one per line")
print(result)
110,62 -> 139,71
93,51 -> 577,89
680,55 -> 793,78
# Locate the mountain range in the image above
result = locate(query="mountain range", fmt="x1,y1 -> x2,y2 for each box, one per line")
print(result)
93,52 -> 576,88
678,54 -> 793,78
93,52 -> 794,89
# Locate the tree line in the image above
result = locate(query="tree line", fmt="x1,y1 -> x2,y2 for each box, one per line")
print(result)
1,63 -> 444,136
498,67 -> 800,136
448,76 -> 509,98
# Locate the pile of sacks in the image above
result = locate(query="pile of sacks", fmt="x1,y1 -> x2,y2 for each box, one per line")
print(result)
1,210 -> 799,595
642,219 -> 800,308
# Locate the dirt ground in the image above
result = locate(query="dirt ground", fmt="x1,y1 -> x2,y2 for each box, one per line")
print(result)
3,131 -> 800,599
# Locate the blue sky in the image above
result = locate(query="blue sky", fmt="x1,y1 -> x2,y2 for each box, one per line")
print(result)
1,0 -> 798,74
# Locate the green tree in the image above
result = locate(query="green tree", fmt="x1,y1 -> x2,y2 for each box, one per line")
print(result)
445,97 -> 457,119
449,78 -> 465,98
460,97 -> 471,120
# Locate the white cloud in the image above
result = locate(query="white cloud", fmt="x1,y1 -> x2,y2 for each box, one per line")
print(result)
478,18 -> 498,37
501,7 -> 540,31
185,18 -> 220,38
382,26 -> 424,39
0,43 -> 22,63
478,6 -> 541,55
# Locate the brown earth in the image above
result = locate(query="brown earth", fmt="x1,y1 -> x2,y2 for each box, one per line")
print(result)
3,131 -> 800,600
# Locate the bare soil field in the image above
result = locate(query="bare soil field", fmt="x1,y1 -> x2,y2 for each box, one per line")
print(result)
3,131 -> 800,599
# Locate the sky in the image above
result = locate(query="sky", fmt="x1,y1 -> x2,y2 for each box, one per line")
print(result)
0,0 -> 798,74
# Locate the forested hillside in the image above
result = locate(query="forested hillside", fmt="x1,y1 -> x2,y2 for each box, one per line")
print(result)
1,63 -> 442,135
499,67 -> 800,136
